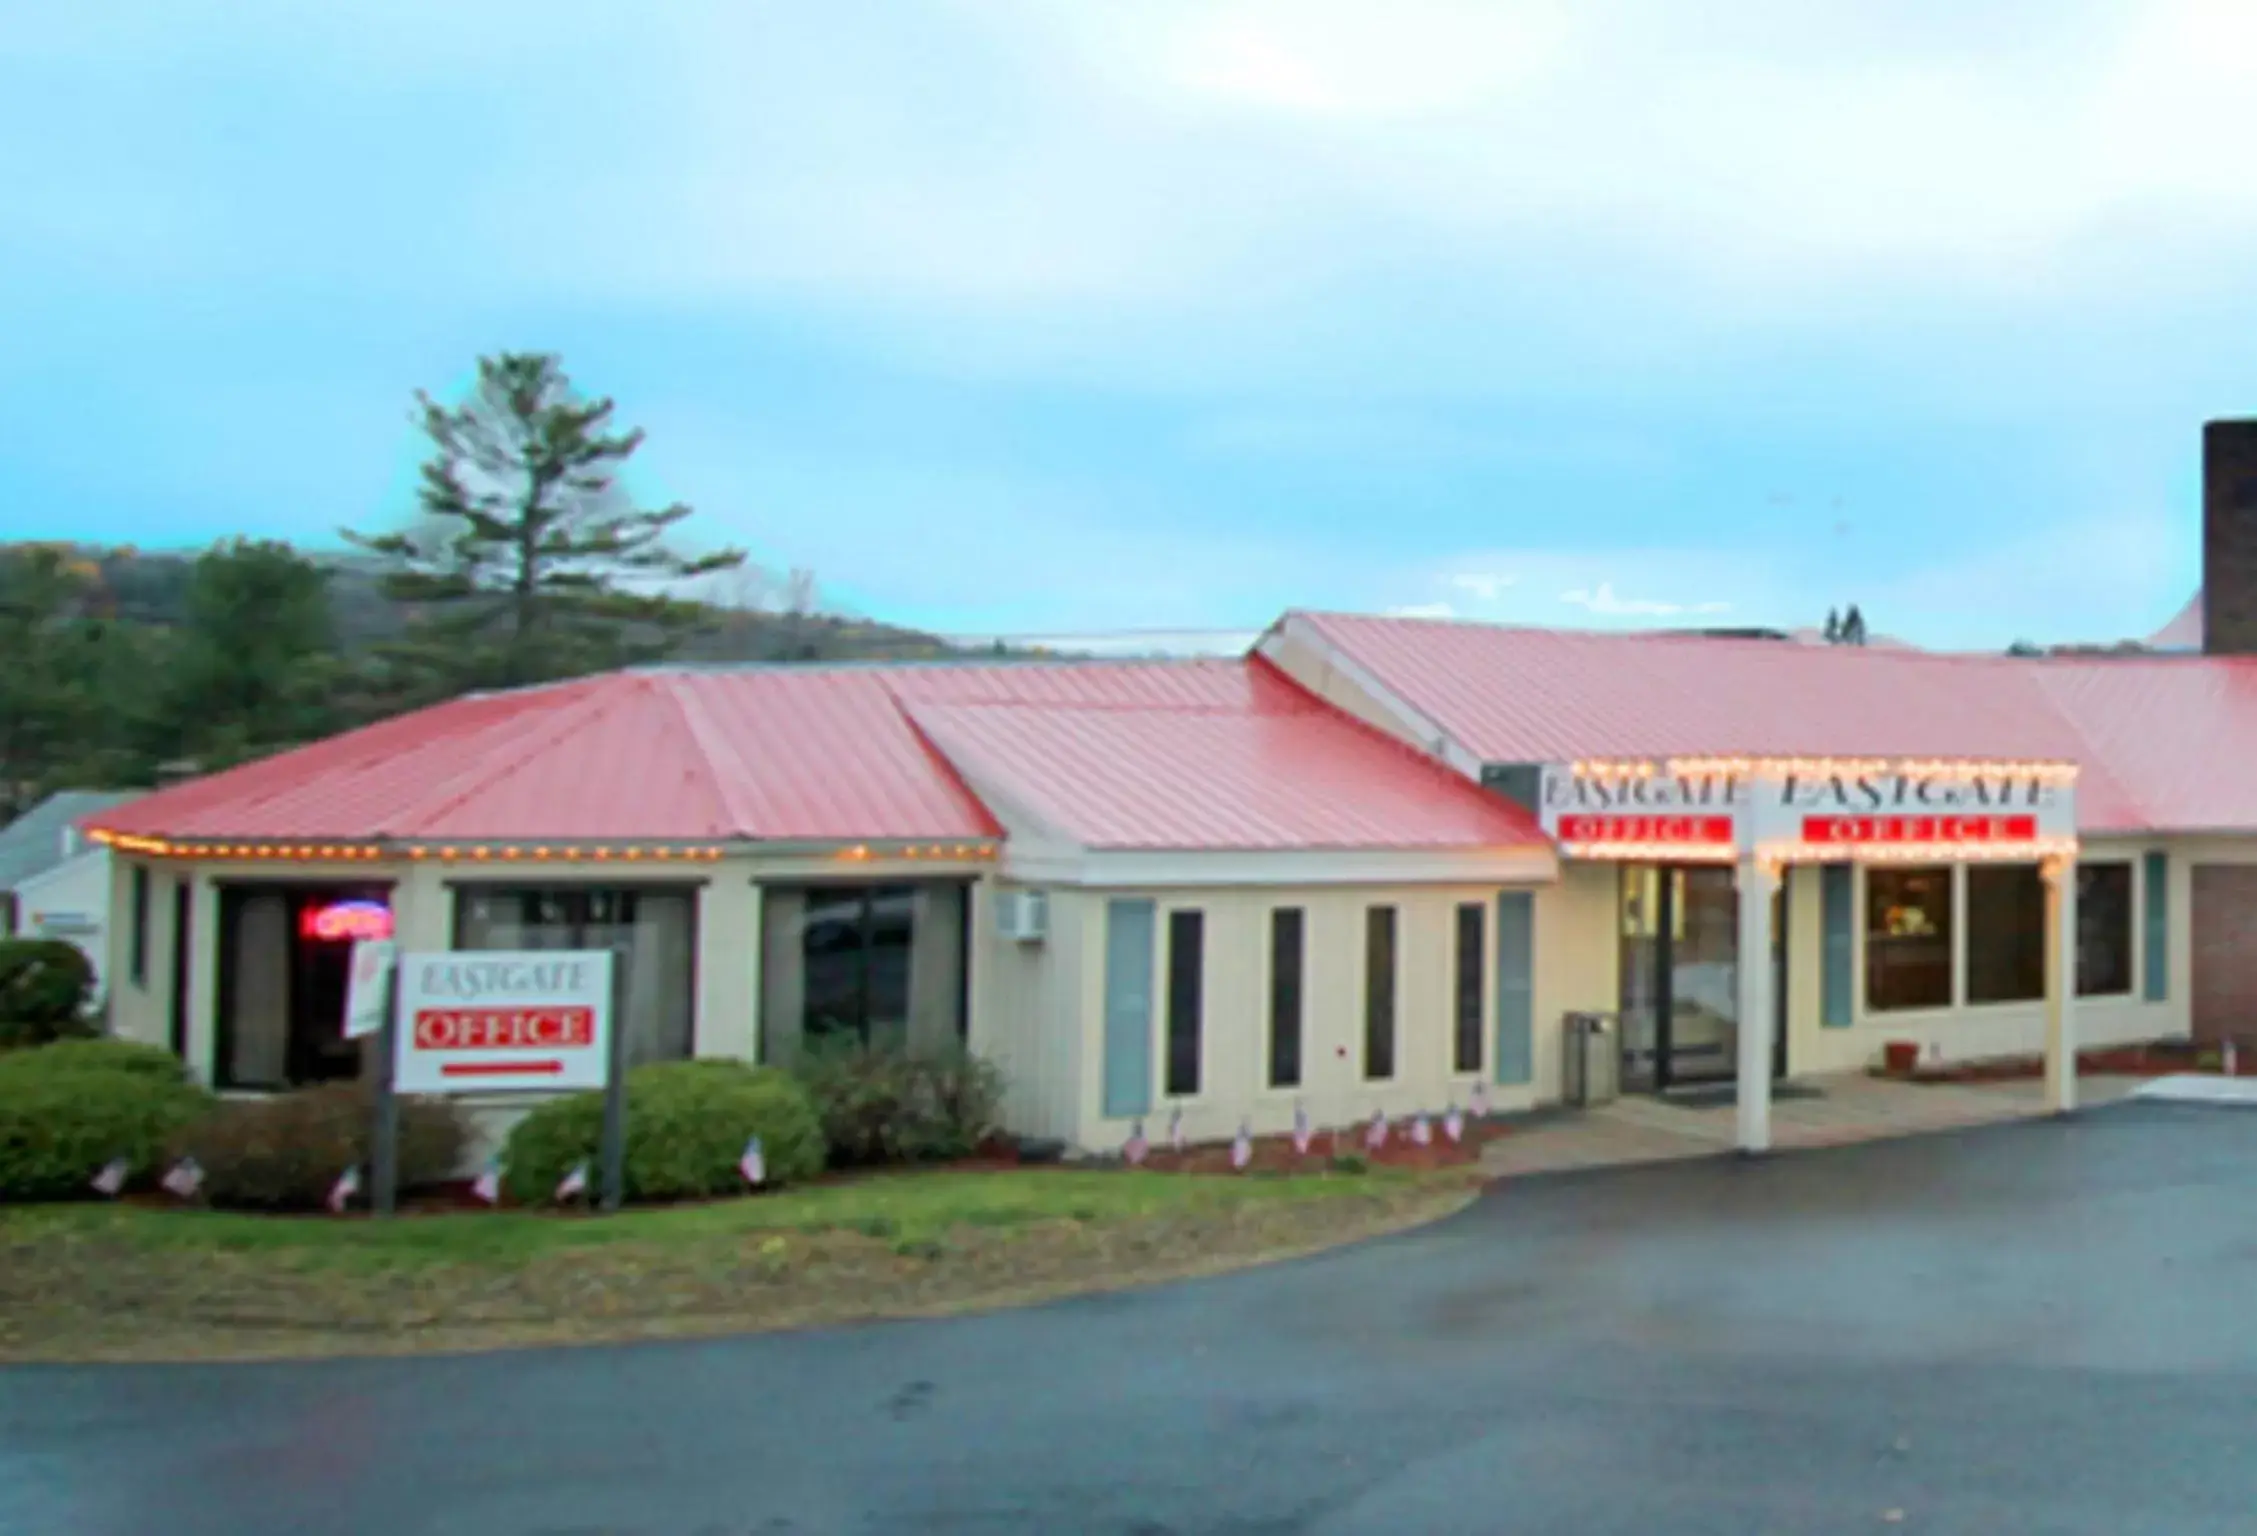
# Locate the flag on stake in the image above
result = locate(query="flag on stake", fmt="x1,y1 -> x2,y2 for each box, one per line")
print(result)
1231,1121 -> 1253,1171
740,1135 -> 767,1187
1365,1110 -> 1389,1151
1470,1080 -> 1492,1119
1168,1106 -> 1185,1153
1410,1112 -> 1432,1147
470,1158 -> 502,1206
327,1164 -> 362,1215
1124,1120 -> 1149,1166
1443,1104 -> 1465,1144
161,1157 -> 203,1200
556,1160 -> 590,1203
1291,1101 -> 1312,1156
91,1158 -> 130,1198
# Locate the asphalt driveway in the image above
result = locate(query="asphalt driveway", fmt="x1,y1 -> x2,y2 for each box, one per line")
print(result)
10,1101 -> 2257,1535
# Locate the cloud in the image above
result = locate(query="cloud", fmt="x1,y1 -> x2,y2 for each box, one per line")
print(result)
1559,583 -> 1733,618
1448,572 -> 1517,602
1388,602 -> 1459,620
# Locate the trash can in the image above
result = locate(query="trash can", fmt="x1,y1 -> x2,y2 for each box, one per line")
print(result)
1562,1012 -> 1620,1108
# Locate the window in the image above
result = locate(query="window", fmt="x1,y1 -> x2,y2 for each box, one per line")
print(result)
1364,905 -> 1397,1080
759,882 -> 969,1066
129,865 -> 151,987
1967,865 -> 2045,1005
2077,862 -> 2134,997
1866,868 -> 1952,1012
1454,902 -> 1484,1074
1165,910 -> 1203,1097
1268,907 -> 1304,1090
456,886 -> 697,1065
215,883 -> 392,1090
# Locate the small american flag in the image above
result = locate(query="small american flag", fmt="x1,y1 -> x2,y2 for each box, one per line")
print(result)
327,1165 -> 362,1215
1291,1102 -> 1312,1156
1365,1110 -> 1389,1151
1443,1104 -> 1465,1144
555,1160 -> 590,1202
740,1135 -> 766,1187
1230,1121 -> 1253,1170
1124,1120 -> 1149,1166
1470,1081 -> 1492,1119
470,1158 -> 503,1205
1410,1113 -> 1432,1147
161,1157 -> 203,1200
1168,1107 -> 1185,1153
90,1158 -> 130,1198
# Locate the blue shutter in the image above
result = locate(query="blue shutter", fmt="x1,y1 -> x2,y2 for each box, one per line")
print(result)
1821,864 -> 1854,1028
1494,891 -> 1534,1085
1101,899 -> 1155,1119
2144,851 -> 2169,1002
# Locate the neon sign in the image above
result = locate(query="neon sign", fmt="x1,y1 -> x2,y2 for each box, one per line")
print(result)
300,899 -> 394,942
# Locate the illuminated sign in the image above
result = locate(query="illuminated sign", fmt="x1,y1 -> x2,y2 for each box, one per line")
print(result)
1554,815 -> 1735,846
1800,815 -> 2039,846
300,900 -> 394,942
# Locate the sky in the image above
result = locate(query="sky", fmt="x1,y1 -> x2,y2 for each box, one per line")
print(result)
4,1 -> 2254,651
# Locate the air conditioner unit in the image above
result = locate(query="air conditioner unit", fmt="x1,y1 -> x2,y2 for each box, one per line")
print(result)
996,888 -> 1049,944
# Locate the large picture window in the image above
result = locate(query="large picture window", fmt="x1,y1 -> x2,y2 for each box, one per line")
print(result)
2077,863 -> 2134,997
1866,868 -> 1952,1012
1967,865 -> 2045,1005
456,886 -> 696,1066
758,882 -> 968,1067
1454,902 -> 1485,1074
1364,905 -> 1397,1080
1268,907 -> 1304,1090
1165,910 -> 1204,1097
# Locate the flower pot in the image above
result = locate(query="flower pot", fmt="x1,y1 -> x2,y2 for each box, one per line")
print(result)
1883,1041 -> 1921,1075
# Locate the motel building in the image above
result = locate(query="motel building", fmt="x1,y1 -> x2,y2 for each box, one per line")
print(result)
77,426 -> 2257,1156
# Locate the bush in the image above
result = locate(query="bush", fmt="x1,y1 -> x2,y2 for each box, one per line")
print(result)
0,1067 -> 213,1201
503,1059 -> 825,1205
0,1037 -> 189,1086
795,1039 -> 1005,1167
0,937 -> 99,1045
170,1082 -> 470,1211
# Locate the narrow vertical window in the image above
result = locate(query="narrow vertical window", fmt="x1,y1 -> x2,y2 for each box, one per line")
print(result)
1268,907 -> 1304,1089
1364,905 -> 1397,1080
1454,902 -> 1485,1074
1166,909 -> 1204,1097
129,865 -> 151,987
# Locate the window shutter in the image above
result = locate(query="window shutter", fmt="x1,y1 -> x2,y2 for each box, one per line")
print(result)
1102,899 -> 1155,1118
2143,851 -> 2169,1003
1494,891 -> 1534,1085
1821,864 -> 1854,1028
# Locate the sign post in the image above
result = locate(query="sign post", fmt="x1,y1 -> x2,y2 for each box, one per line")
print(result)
598,946 -> 630,1214
344,939 -> 402,1218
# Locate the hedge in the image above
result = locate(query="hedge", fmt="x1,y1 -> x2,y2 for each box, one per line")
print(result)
0,1067 -> 213,1201
794,1039 -> 1005,1167
0,1038 -> 190,1086
0,936 -> 99,1046
169,1081 -> 471,1211
504,1059 -> 825,1205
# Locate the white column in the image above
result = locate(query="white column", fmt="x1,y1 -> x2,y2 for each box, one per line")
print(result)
2044,855 -> 2079,1114
1735,856 -> 1778,1154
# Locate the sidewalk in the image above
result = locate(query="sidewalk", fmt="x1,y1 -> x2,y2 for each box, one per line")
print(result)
1479,1071 -> 2145,1179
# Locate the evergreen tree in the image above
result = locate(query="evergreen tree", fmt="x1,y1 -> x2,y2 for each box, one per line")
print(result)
161,538 -> 347,769
1842,604 -> 1868,646
1823,607 -> 1841,643
344,352 -> 745,695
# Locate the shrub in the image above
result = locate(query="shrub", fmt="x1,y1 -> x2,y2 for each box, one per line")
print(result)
503,1059 -> 825,1205
170,1082 -> 470,1211
0,1037 -> 189,1086
795,1039 -> 1006,1167
0,937 -> 99,1045
0,1068 -> 213,1201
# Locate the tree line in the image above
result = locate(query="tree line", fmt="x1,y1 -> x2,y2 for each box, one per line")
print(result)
0,352 -> 956,821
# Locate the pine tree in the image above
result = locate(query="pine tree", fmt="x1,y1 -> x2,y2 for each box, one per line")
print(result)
344,353 -> 745,696
1823,607 -> 1841,644
1842,604 -> 1867,646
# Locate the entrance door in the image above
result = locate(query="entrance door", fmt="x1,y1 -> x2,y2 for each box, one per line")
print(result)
1618,865 -> 1789,1093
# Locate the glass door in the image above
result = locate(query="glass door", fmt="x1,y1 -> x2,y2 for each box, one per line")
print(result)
1619,864 -> 1780,1093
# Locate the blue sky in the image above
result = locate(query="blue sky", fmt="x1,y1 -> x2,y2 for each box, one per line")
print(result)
4,1 -> 2252,649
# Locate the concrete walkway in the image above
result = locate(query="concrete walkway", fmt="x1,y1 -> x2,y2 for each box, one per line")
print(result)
1481,1070 -> 2145,1178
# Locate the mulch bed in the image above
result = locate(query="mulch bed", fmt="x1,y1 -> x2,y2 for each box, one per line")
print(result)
1123,1119 -> 1510,1175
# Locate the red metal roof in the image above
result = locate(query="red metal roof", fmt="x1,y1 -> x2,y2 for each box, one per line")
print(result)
87,656 -> 1542,852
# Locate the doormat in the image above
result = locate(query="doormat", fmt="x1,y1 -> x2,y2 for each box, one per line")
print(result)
1660,1082 -> 1824,1110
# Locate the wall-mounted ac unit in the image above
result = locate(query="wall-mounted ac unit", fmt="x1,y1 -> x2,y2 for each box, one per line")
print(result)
996,888 -> 1049,944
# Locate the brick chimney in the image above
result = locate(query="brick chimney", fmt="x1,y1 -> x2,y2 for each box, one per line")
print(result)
2205,420 -> 2257,654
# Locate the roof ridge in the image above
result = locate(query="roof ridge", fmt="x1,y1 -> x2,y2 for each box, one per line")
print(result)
381,678 -> 622,837
654,674 -> 770,838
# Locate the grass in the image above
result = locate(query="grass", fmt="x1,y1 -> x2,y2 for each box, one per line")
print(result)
0,1166 -> 1459,1279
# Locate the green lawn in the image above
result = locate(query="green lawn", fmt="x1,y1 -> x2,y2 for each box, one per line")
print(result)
1,1166 -> 1443,1275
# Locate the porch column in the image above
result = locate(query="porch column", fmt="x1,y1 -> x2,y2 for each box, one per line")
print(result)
2043,855 -> 2079,1114
1735,856 -> 1779,1154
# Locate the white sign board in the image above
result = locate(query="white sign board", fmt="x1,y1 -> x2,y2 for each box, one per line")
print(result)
393,950 -> 614,1095
342,939 -> 397,1040
1536,762 -> 2077,861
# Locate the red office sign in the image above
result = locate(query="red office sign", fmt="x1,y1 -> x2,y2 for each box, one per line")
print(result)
393,951 -> 614,1094
1801,814 -> 2040,846
1554,814 -> 1735,846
